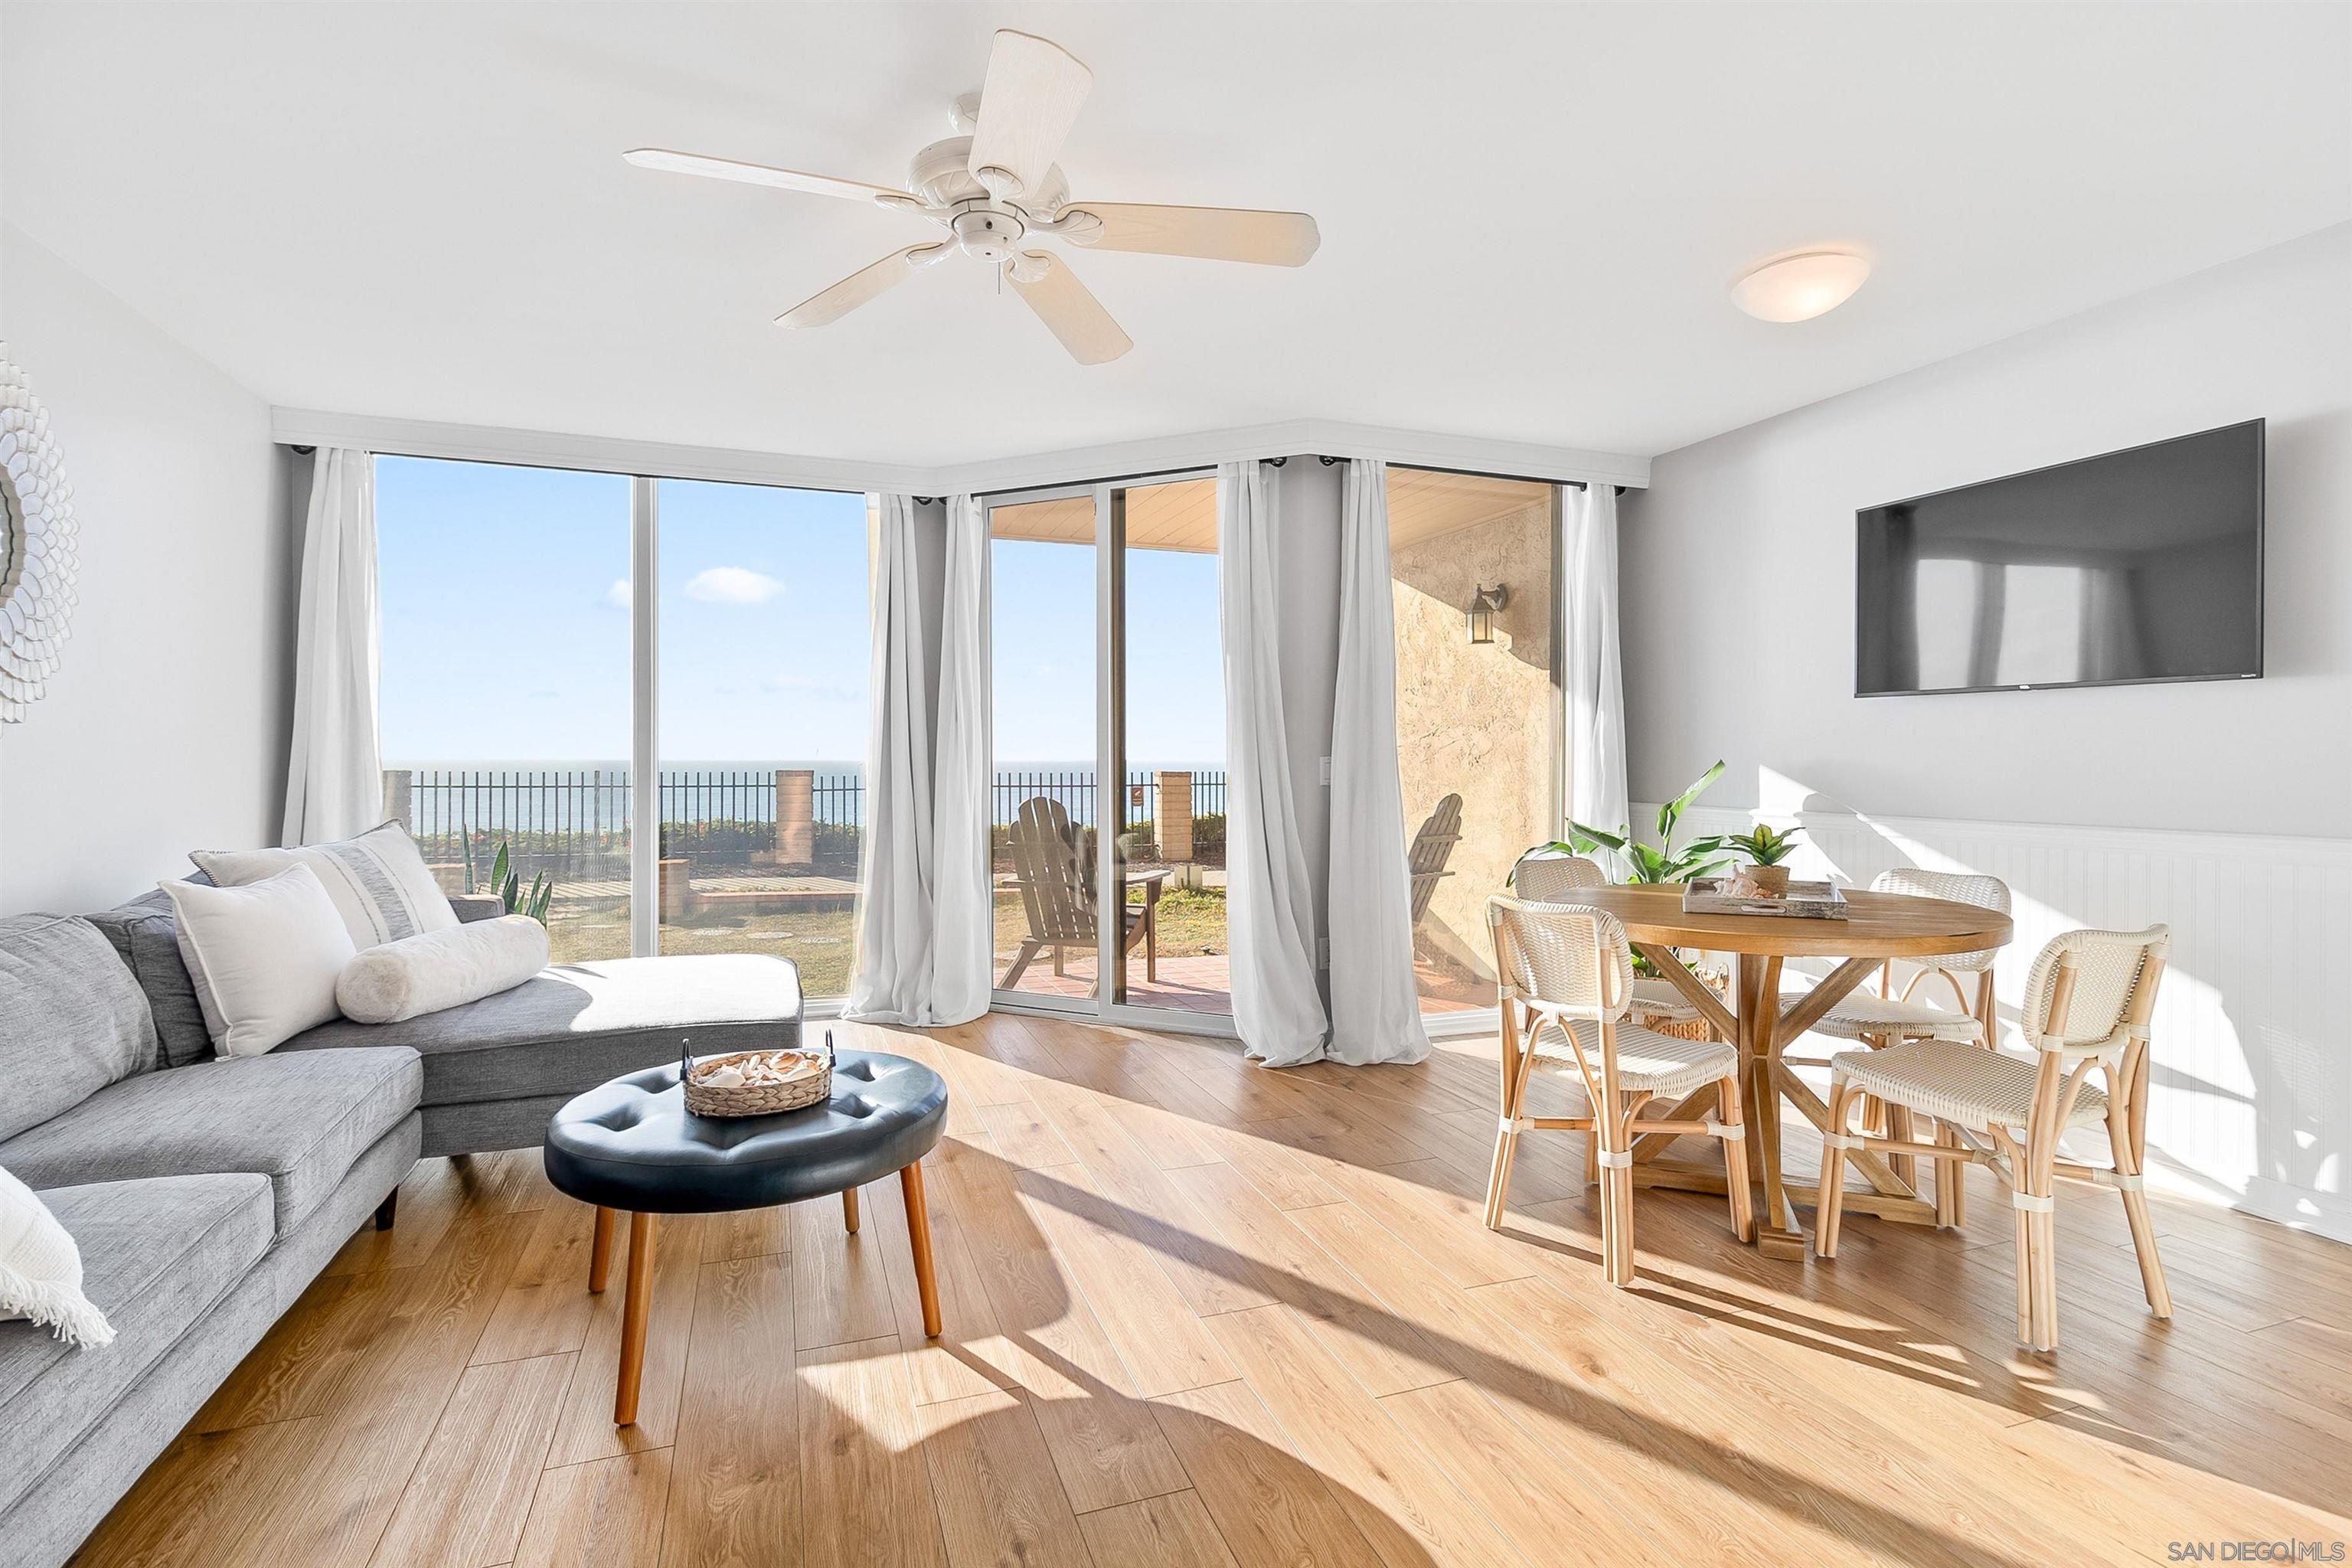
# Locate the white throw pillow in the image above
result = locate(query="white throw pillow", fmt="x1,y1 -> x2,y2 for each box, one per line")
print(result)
0,1164 -> 114,1348
337,914 -> 550,1024
163,866 -> 358,1057
191,821 -> 456,952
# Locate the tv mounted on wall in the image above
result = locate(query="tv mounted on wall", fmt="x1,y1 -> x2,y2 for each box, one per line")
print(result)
1855,420 -> 2263,697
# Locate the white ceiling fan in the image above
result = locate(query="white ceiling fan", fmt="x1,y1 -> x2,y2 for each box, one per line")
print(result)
624,29 -> 1320,365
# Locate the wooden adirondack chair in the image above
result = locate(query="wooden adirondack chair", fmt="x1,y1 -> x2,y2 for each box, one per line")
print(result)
1406,792 -> 1464,930
1000,796 -> 1152,989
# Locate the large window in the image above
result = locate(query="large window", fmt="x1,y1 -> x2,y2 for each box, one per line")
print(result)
377,457 -> 871,994
1387,469 -> 1560,1016
655,480 -> 871,992
377,457 -> 635,962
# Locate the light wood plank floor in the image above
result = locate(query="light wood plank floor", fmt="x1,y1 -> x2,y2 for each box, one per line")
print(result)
71,1012 -> 2352,1568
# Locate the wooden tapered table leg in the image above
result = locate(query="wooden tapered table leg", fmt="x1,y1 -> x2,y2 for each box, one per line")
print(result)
613,1212 -> 654,1426
899,1161 -> 942,1338
588,1206 -> 616,1293
842,1187 -> 861,1234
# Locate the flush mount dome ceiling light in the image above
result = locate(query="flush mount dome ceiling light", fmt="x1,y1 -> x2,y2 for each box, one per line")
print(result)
1730,249 -> 1871,323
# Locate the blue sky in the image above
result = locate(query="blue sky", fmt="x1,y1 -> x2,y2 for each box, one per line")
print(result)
379,456 -> 1224,769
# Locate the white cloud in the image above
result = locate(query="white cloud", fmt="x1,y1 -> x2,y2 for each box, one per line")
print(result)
682,567 -> 784,606
602,578 -> 631,609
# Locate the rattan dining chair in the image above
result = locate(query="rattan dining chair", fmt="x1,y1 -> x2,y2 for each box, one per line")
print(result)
1812,924 -> 2171,1352
1483,897 -> 1753,1285
1514,854 -> 1712,1032
1781,869 -> 2011,1221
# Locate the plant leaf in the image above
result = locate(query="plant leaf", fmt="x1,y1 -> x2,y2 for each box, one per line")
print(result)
1657,760 -> 1726,842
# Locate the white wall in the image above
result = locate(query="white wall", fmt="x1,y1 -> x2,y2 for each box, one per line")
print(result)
0,227 -> 290,914
1622,224 -> 2350,831
1621,225 -> 2352,1239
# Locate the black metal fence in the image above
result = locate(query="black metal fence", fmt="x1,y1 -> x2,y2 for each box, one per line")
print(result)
393,766 -> 1227,882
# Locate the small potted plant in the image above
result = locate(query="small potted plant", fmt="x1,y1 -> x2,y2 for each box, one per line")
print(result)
1725,822 -> 1803,897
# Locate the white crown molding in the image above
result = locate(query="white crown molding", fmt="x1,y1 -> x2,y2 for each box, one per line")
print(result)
267,408 -> 933,495
269,408 -> 1651,498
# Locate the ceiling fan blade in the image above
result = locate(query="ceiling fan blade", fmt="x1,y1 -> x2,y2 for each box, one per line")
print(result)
966,31 -> 1092,199
1063,202 -> 1321,266
776,246 -> 943,328
624,148 -> 912,206
1007,251 -> 1131,365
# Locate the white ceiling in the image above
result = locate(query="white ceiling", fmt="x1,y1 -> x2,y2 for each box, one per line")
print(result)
5,2 -> 2346,468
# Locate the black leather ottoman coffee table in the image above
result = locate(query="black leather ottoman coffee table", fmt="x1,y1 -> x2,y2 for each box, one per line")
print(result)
543,1049 -> 949,1425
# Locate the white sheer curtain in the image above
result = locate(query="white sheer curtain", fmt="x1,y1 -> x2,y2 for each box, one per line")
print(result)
926,495 -> 993,1024
1217,460 -> 1328,1067
1565,481 -> 1630,838
845,494 -> 936,1023
1326,459 -> 1431,1065
283,448 -> 382,845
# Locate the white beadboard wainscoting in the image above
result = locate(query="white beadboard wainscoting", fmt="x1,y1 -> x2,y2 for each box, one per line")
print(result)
1642,802 -> 2352,1244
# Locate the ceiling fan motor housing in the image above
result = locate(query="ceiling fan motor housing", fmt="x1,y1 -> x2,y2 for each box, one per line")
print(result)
950,202 -> 1024,262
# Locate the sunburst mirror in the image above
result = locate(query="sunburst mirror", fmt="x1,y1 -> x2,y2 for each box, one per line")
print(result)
0,348 -> 80,722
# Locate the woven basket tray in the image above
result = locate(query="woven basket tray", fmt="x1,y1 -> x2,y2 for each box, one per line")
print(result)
681,1034 -> 834,1118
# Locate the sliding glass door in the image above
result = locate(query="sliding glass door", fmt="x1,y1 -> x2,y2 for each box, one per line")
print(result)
988,488 -> 1101,1005
986,473 -> 1228,1024
1386,469 -> 1561,1019
1113,477 -> 1227,1014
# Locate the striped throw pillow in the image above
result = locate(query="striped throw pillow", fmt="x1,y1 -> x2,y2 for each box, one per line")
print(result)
191,821 -> 458,951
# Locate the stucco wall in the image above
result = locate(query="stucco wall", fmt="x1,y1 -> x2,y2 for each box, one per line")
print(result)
1390,499 -> 1555,984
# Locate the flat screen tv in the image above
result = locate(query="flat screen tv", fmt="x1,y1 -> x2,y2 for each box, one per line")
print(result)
1855,420 -> 2263,697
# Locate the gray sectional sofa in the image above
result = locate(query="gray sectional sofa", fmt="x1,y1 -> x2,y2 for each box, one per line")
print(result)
0,889 -> 803,1568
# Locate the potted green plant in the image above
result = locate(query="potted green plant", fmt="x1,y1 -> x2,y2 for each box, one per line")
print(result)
1724,822 -> 1804,897
1512,762 -> 1733,982
1517,760 -> 1735,887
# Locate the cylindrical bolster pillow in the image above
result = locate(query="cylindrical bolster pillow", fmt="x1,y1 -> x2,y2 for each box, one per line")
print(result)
336,915 -> 550,1024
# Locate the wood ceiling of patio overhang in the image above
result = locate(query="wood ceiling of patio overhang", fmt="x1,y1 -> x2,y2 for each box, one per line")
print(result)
984,469 -> 1554,554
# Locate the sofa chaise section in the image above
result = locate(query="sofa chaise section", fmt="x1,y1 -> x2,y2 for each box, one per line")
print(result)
280,952 -> 805,1155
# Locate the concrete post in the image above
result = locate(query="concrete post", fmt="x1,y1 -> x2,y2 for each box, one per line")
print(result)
1157,771 -> 1194,864
383,769 -> 413,830
776,769 -> 815,868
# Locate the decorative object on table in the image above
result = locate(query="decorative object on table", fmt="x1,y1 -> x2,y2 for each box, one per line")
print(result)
544,1048 -> 948,1424
681,1029 -> 835,1117
0,347 -> 79,724
1723,822 -> 1804,897
191,821 -> 458,949
1684,876 -> 1848,919
0,1165 -> 113,1348
335,913 -> 550,1024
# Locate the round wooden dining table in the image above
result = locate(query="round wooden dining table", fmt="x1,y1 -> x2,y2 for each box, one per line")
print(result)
1563,884 -> 2015,1258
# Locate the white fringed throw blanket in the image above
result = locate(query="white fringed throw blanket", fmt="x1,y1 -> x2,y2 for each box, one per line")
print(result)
0,1165 -> 113,1348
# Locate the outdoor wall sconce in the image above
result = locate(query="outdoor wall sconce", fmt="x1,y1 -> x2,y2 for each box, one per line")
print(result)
1467,583 -> 1508,645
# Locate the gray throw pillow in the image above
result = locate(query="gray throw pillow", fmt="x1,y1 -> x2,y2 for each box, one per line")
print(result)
83,887 -> 214,1070
0,914 -> 161,1140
